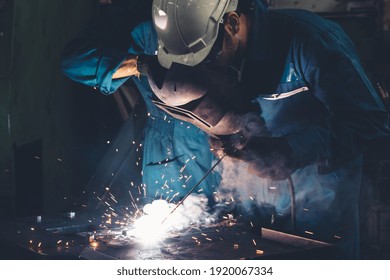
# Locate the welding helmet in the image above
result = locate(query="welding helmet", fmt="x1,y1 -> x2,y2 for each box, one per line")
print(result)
152,0 -> 239,69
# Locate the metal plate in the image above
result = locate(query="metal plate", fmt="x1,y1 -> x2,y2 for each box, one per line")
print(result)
0,213 -> 334,260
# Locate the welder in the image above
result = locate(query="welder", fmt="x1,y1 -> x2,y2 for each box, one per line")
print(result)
62,0 -> 389,259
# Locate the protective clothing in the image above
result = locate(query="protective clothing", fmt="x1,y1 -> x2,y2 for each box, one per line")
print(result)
61,0 -> 389,259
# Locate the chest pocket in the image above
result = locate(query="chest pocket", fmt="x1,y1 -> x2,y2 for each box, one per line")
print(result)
261,85 -> 309,100
255,63 -> 327,136
260,62 -> 309,100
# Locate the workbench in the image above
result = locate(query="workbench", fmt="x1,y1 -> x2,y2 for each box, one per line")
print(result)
0,212 -> 335,260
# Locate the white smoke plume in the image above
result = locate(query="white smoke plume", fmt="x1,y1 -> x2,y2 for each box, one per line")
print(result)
214,156 -> 292,217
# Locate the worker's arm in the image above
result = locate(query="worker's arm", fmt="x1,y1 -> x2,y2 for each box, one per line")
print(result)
283,30 -> 389,173
61,0 -> 155,94
212,25 -> 389,179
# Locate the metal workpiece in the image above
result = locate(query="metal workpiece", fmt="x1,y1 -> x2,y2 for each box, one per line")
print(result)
0,212 -> 334,260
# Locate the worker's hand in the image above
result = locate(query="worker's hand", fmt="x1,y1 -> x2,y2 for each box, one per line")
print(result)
210,135 -> 295,180
209,111 -> 269,152
137,55 -> 168,87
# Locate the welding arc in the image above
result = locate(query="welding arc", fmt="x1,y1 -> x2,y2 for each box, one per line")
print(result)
161,154 -> 226,225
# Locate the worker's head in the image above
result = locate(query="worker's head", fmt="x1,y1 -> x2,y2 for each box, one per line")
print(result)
152,0 -> 255,69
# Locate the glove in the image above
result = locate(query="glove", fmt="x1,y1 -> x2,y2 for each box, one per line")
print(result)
210,135 -> 295,180
137,55 -> 169,89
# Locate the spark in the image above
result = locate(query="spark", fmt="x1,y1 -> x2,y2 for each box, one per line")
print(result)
304,230 -> 314,235
110,194 -> 118,203
168,192 -> 179,203
180,165 -> 187,173
185,175 -> 192,182
252,239 -> 257,246
256,250 -> 264,255
90,241 -> 99,248
234,244 -> 239,249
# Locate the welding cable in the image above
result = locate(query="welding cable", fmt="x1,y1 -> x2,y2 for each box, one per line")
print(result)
286,175 -> 296,233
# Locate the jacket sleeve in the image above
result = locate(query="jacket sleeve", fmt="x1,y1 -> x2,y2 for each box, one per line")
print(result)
61,0 -> 155,94
285,28 -> 389,171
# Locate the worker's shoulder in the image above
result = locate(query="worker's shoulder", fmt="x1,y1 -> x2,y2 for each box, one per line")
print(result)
268,8 -> 344,38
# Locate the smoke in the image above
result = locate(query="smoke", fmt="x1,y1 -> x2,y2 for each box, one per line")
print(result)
213,156 -> 292,218
213,154 -> 349,237
164,193 -> 215,230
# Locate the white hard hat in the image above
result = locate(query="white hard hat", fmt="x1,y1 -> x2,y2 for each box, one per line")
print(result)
152,0 -> 239,68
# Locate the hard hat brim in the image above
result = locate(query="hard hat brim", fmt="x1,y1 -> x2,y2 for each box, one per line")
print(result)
157,42 -> 214,69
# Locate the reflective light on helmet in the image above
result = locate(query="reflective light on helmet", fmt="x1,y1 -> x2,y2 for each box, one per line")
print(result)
154,9 -> 168,30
